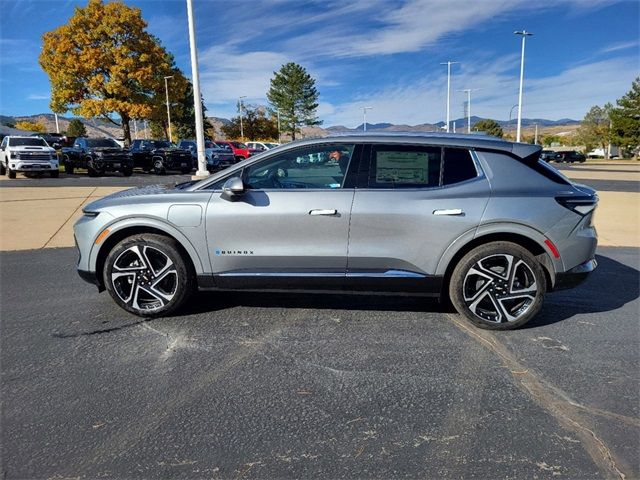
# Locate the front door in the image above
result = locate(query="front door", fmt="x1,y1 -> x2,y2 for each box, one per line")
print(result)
204,143 -> 360,289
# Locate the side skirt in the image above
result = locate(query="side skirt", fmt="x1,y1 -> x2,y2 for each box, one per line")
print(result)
196,271 -> 443,297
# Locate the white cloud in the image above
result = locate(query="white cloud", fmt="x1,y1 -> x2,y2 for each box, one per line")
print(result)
599,39 -> 640,54
320,55 -> 639,127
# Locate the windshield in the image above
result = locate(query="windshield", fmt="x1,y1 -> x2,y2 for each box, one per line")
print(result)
86,139 -> 119,148
231,142 -> 247,149
10,138 -> 48,147
149,141 -> 174,149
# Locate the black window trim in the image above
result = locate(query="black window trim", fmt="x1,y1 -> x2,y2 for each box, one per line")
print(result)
198,142 -> 365,192
355,143 -> 482,191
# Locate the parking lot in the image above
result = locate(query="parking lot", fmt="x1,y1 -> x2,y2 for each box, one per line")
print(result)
1,162 -> 639,478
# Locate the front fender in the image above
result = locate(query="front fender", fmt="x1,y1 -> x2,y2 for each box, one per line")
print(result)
88,216 -> 206,275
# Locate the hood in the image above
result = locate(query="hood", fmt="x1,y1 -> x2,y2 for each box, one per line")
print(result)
93,147 -> 125,153
12,145 -> 55,153
84,184 -> 176,210
153,148 -> 191,155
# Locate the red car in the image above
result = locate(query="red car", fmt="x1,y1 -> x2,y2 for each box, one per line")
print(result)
214,141 -> 260,161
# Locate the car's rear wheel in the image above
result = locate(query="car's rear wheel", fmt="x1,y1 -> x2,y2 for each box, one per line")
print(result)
449,241 -> 546,330
103,234 -> 194,317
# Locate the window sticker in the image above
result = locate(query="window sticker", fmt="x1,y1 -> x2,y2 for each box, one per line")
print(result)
376,151 -> 428,184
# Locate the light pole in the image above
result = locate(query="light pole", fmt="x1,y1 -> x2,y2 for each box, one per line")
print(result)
54,113 -> 59,134
362,106 -> 372,132
186,0 -> 208,177
440,61 -> 459,132
514,30 -> 533,142
163,75 -> 174,141
534,123 -> 538,144
133,119 -> 138,139
238,96 -> 247,141
458,89 -> 479,134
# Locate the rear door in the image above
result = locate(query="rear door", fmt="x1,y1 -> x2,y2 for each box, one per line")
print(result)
347,143 -> 490,293
203,143 -> 361,289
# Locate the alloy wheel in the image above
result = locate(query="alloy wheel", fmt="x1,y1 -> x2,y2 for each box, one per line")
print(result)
111,245 -> 178,312
462,254 -> 538,323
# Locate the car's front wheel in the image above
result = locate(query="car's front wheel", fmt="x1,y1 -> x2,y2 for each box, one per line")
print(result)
103,234 -> 194,317
449,241 -> 546,330
153,159 -> 166,175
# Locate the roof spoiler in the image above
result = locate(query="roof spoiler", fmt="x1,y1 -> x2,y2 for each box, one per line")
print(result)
512,142 -> 542,160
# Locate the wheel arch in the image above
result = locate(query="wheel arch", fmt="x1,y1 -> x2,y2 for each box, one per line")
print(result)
437,226 -> 558,299
91,219 -> 205,290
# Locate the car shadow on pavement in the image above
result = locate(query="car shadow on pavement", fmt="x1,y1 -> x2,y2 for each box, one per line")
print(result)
181,253 -> 638,328
525,253 -> 639,329
183,291 -> 449,316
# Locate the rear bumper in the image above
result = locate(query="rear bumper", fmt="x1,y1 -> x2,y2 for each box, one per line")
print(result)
554,258 -> 597,290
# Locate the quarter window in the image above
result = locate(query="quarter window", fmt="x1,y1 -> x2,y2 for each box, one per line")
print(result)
368,145 -> 441,188
243,144 -> 355,190
442,148 -> 477,185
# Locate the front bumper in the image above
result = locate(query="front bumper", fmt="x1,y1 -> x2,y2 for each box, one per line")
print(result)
554,258 -> 597,290
10,161 -> 57,172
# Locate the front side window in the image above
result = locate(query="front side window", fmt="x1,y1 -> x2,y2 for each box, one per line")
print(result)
244,144 -> 355,190
368,145 -> 441,188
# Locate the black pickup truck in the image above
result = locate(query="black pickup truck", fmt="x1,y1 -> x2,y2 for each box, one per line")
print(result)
61,138 -> 133,176
130,140 -> 193,174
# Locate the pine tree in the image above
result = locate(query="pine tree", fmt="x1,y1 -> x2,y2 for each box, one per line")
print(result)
267,63 -> 321,141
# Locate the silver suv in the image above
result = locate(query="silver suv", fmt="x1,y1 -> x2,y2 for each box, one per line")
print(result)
74,133 -> 598,329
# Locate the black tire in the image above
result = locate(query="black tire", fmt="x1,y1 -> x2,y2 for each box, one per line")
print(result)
180,167 -> 192,174
0,162 -> 6,175
65,162 -> 74,174
449,241 -> 546,330
8,168 -> 16,179
122,166 -> 133,177
153,159 -> 166,175
50,170 -> 59,178
103,234 -> 194,317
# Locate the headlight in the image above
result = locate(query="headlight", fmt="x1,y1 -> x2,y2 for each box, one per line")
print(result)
10,152 -> 17,158
95,152 -> 103,157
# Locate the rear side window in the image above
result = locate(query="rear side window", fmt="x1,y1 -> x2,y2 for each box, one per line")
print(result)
442,148 -> 477,185
369,145 -> 441,188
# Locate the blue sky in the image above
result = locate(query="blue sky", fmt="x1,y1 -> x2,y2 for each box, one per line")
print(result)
1,0 -> 638,127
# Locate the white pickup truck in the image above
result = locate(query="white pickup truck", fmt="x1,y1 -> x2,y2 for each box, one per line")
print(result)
0,135 -> 59,178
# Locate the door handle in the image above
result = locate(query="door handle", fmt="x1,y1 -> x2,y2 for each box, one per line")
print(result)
433,208 -> 464,216
309,209 -> 338,216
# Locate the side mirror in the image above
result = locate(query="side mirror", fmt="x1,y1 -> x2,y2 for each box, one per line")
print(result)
222,177 -> 245,198
53,143 -> 61,149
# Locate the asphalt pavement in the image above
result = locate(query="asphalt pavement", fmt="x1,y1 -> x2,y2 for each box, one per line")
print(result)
1,246 -> 638,479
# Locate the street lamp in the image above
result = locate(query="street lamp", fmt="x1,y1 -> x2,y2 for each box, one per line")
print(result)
163,75 -> 174,141
186,0 -> 208,177
238,96 -> 247,141
514,30 -> 533,142
440,61 -> 459,133
458,89 -> 479,134
362,106 -> 372,132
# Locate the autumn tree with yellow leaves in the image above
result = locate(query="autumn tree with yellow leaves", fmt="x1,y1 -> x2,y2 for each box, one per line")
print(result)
39,0 -> 187,145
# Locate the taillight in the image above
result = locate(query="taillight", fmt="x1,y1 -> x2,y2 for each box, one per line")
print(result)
555,195 -> 597,215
